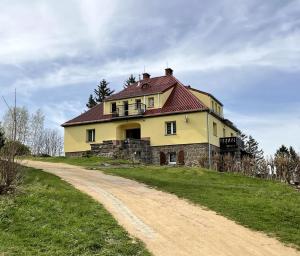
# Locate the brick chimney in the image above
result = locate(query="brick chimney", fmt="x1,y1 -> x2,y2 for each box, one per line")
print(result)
143,73 -> 150,79
165,68 -> 173,76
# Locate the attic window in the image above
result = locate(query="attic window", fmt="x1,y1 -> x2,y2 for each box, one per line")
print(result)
142,83 -> 150,89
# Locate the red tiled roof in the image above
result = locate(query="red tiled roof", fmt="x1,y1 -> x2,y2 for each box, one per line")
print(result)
62,76 -> 208,127
63,103 -> 111,125
105,75 -> 177,101
144,83 -> 207,116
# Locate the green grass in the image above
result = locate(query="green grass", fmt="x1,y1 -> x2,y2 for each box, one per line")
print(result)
0,167 -> 150,256
25,156 -> 130,167
24,156 -> 300,249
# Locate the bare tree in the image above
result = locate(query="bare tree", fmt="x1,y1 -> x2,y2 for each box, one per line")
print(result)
41,129 -> 63,156
3,106 -> 29,144
29,109 -> 45,155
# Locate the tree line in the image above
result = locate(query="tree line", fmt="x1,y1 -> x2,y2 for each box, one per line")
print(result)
0,108 -> 63,157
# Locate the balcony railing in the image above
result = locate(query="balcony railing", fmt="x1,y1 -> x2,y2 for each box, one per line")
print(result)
112,103 -> 146,118
220,137 -> 245,151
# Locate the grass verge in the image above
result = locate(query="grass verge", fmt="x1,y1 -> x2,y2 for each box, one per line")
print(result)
0,167 -> 150,256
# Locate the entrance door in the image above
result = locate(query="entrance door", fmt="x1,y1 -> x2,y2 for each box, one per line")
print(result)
126,128 -> 141,139
123,101 -> 129,116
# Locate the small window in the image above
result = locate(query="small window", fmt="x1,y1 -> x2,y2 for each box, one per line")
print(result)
231,133 -> 234,137
211,100 -> 214,110
223,128 -> 226,137
135,99 -> 141,110
169,152 -> 177,164
215,103 -> 218,112
87,129 -> 95,142
218,106 -> 221,114
148,97 -> 154,108
166,121 -> 176,135
213,122 -> 217,137
111,102 -> 117,113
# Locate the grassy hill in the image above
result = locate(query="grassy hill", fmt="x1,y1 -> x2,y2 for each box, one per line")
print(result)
0,167 -> 150,256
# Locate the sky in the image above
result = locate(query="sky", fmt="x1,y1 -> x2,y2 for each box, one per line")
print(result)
0,0 -> 300,155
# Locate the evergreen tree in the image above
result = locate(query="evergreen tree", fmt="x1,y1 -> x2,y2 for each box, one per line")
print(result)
86,94 -> 97,109
246,135 -> 264,162
124,74 -> 136,88
94,79 -> 114,103
0,124 -> 5,149
275,145 -> 289,156
289,146 -> 298,161
239,132 -> 248,147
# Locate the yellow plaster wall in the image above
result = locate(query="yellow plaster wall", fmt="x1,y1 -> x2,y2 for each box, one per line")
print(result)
159,87 -> 174,107
189,89 -> 223,117
64,112 -> 209,152
64,111 -> 238,153
208,113 -> 238,147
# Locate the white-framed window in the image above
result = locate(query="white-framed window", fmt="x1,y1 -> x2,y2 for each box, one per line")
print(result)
213,122 -> 217,137
165,121 -> 176,135
148,97 -> 154,108
86,129 -> 95,142
169,152 -> 177,164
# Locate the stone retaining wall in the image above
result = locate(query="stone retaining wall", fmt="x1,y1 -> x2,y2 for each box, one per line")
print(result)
67,141 -> 219,166
151,143 -> 219,166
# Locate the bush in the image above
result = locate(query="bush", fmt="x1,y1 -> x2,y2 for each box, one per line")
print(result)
0,141 -> 27,195
0,160 -> 21,194
0,141 -> 30,158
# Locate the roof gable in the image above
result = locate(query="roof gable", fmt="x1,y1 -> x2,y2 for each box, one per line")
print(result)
63,76 -> 208,126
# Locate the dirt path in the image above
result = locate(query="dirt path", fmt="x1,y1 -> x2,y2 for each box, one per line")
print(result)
23,160 -> 299,256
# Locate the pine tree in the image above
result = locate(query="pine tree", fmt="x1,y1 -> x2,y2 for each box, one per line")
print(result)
94,79 -> 114,103
246,135 -> 264,162
289,146 -> 298,161
0,124 -> 5,149
86,94 -> 97,109
275,145 -> 289,156
124,74 -> 136,88
239,132 -> 248,148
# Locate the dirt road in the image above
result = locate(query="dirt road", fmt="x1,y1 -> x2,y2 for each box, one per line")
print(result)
23,160 -> 299,256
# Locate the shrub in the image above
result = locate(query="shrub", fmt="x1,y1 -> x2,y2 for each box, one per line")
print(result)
0,141 -> 30,158
0,160 -> 21,194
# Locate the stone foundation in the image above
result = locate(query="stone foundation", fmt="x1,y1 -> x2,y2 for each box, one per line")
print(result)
67,141 -> 220,166
151,143 -> 219,166
65,151 -> 91,157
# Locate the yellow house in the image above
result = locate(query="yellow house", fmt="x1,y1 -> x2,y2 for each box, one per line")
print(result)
62,68 -> 241,165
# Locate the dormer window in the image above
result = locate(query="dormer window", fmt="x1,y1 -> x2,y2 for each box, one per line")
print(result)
148,97 -> 154,108
142,83 -> 150,89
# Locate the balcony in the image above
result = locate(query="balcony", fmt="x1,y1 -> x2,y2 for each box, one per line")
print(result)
112,103 -> 146,118
220,137 -> 245,151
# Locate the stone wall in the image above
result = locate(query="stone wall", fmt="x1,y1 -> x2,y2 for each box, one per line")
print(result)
65,151 -> 90,157
90,139 -> 152,163
67,141 -> 219,166
151,143 -> 219,166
